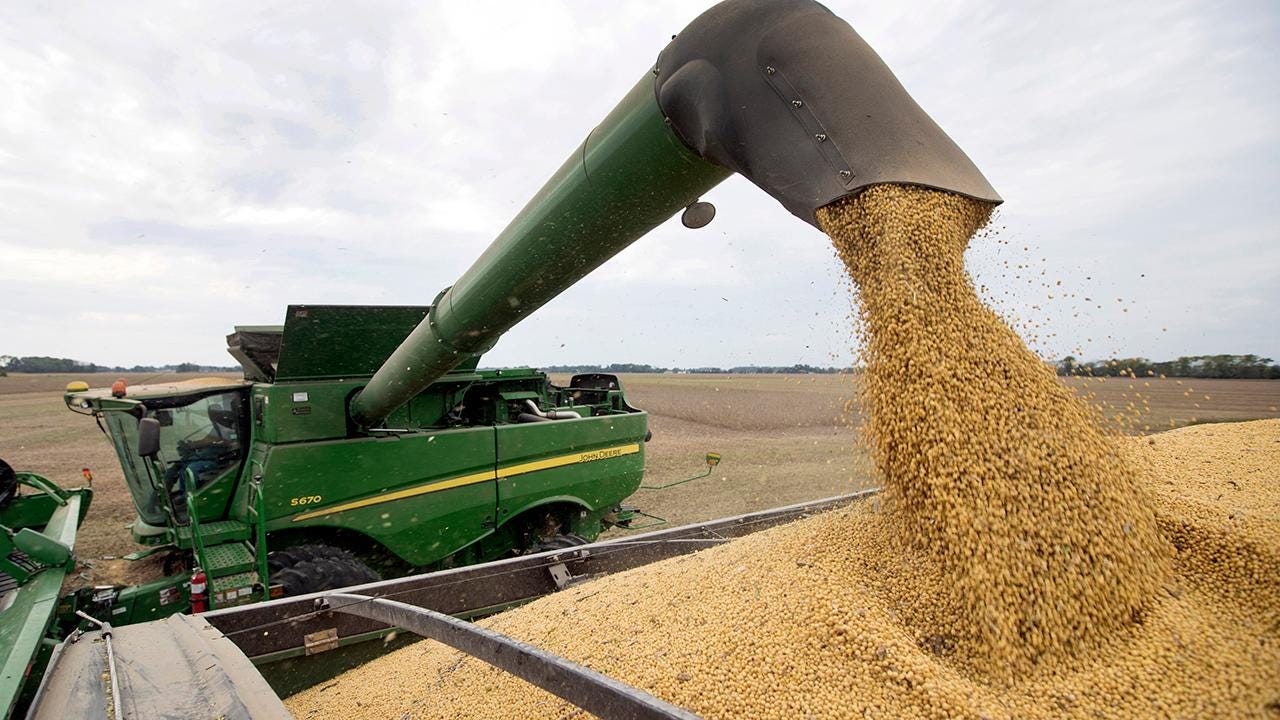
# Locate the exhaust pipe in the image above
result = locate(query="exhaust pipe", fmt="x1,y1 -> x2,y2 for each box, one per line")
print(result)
350,0 -> 999,429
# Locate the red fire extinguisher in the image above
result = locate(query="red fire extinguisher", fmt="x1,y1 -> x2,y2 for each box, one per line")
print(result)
190,568 -> 208,613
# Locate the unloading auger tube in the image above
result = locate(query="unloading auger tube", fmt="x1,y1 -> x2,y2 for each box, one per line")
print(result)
349,0 -> 1001,428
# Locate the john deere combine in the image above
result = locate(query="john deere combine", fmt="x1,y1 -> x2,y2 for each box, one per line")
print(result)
59,307 -> 656,621
4,0 -> 1000,716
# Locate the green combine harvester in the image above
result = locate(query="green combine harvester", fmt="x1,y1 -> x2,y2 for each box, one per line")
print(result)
1,0 -> 999,716
57,306 -> 664,622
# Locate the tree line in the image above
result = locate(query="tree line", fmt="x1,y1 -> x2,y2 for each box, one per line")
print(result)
0,355 -> 238,375
1057,354 -> 1279,379
5,354 -> 1275,380
544,363 -> 848,375
538,356 -> 1280,379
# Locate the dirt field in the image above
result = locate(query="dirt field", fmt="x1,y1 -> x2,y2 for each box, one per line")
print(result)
2,371 -> 1277,580
587,373 -> 1280,538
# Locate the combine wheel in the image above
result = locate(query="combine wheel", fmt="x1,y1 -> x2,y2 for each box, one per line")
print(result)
267,544 -> 379,596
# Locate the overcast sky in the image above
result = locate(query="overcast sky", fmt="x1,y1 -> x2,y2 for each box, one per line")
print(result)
2,0 -> 1277,369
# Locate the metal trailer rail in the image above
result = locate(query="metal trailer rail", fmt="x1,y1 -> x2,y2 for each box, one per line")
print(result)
204,489 -> 877,662
323,593 -> 699,720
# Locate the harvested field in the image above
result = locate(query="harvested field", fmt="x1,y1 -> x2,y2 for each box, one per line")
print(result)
574,372 -> 872,532
586,372 -> 1280,536
1,371 -> 1277,583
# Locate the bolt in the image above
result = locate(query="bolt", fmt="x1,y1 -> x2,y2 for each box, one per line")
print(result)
839,170 -> 853,179
652,67 -> 659,76
815,133 -> 827,142
765,66 -> 776,75
791,99 -> 803,108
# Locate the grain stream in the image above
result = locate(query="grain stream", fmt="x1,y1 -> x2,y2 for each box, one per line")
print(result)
287,187 -> 1277,719
820,186 -> 1172,675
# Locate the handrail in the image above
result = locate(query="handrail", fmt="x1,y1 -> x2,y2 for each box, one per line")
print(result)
14,472 -> 68,507
250,477 -> 270,601
184,469 -> 213,606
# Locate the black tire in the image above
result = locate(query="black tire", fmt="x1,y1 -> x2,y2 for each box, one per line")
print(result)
266,543 -> 359,574
162,551 -> 190,577
268,544 -> 379,596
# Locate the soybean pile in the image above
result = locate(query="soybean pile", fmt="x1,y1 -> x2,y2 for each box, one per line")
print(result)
288,187 -> 1279,719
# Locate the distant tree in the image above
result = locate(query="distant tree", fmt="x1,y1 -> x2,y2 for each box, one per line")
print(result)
1056,355 -> 1078,376
5,356 -> 100,373
173,362 -> 201,373
1064,354 -> 1278,379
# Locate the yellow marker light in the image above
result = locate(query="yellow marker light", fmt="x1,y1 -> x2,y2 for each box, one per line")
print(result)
65,381 -> 90,393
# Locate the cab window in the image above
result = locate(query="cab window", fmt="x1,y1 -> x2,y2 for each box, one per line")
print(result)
153,391 -> 247,491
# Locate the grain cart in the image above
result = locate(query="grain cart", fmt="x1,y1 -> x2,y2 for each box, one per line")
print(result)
12,0 -> 1000,715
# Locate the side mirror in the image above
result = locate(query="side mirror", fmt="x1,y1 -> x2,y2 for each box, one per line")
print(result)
138,417 -> 161,458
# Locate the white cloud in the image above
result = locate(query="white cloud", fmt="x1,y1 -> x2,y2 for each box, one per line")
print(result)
1,0 -> 1276,369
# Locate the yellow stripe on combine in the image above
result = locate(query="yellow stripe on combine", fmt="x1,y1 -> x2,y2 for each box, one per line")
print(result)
496,443 -> 640,478
291,470 -> 496,522
291,442 -> 641,522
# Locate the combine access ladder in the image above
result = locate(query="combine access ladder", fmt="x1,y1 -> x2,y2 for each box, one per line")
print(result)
182,475 -> 268,609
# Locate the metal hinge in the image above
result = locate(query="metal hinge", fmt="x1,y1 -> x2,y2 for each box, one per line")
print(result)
304,627 -> 340,655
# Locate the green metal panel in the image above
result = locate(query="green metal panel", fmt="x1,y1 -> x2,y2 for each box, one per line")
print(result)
350,75 -> 732,427
0,493 -> 63,531
494,413 -> 647,523
109,573 -> 192,625
256,427 -> 498,567
276,305 -> 429,381
255,382 -> 360,444
256,373 -> 491,445
191,466 -> 239,522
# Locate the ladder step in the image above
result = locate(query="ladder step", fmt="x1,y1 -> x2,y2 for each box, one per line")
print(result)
203,542 -> 257,577
174,520 -> 251,549
209,571 -> 261,609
